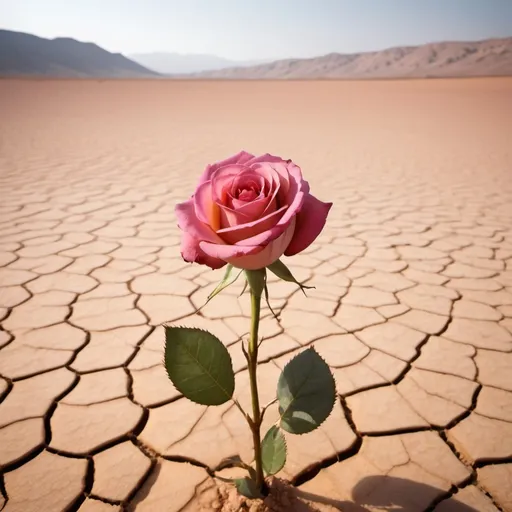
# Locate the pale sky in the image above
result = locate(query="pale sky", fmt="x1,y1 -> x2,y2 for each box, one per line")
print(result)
1,0 -> 511,60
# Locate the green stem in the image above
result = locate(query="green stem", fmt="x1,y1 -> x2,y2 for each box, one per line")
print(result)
247,289 -> 266,494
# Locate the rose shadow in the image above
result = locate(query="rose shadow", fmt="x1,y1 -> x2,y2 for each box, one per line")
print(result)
291,475 -> 481,511
128,465 -> 482,511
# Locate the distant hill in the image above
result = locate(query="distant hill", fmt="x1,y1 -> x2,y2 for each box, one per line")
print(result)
179,37 -> 512,79
0,29 -> 159,78
2,30 -> 511,80
129,52 -> 270,75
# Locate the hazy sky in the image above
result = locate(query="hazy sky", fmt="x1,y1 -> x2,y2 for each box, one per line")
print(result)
1,0 -> 511,60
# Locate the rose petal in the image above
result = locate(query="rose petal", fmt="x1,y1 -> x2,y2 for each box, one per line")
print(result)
216,159 -> 307,250
228,172 -> 265,209
231,193 -> 262,210
231,194 -> 270,218
216,204 -> 287,244
232,179 -> 277,218
218,203 -> 253,230
284,161 -> 307,199
197,151 -> 255,186
236,189 -> 258,202
213,169 -> 273,229
249,161 -> 280,191
251,161 -> 294,206
175,199 -> 224,244
235,166 -> 307,247
231,172 -> 265,196
244,163 -> 281,215
211,165 -> 248,204
194,181 -> 220,231
199,240 -> 262,261
226,218 -> 296,270
261,179 -> 280,216
180,232 -> 226,270
284,194 -> 332,256
231,170 -> 279,218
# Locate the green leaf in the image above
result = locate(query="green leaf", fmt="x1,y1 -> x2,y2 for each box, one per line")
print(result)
261,426 -> 287,475
164,327 -> 235,406
267,259 -> 314,295
277,347 -> 336,434
197,265 -> 242,311
234,477 -> 263,499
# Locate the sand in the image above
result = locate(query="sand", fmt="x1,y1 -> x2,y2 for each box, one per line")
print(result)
0,78 -> 511,512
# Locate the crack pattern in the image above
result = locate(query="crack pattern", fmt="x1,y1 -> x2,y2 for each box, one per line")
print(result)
1,78 -> 512,511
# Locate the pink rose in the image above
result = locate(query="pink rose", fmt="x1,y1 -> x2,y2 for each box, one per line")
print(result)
175,151 -> 332,270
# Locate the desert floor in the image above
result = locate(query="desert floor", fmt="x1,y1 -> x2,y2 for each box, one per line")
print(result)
0,78 -> 511,512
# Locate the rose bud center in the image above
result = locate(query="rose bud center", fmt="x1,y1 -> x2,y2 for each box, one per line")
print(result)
237,187 -> 259,202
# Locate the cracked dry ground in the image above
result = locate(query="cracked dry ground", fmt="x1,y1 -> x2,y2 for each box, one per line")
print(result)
0,78 -> 511,512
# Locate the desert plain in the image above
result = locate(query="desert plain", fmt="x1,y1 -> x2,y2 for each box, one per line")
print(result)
0,77 -> 511,511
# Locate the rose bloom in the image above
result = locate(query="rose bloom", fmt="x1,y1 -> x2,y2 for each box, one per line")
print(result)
175,151 -> 332,270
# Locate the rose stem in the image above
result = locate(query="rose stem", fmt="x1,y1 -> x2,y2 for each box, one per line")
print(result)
247,287 -> 267,494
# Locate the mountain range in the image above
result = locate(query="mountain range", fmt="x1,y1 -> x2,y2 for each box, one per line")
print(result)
0,29 -> 511,79
183,37 -> 512,79
0,29 -> 158,78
